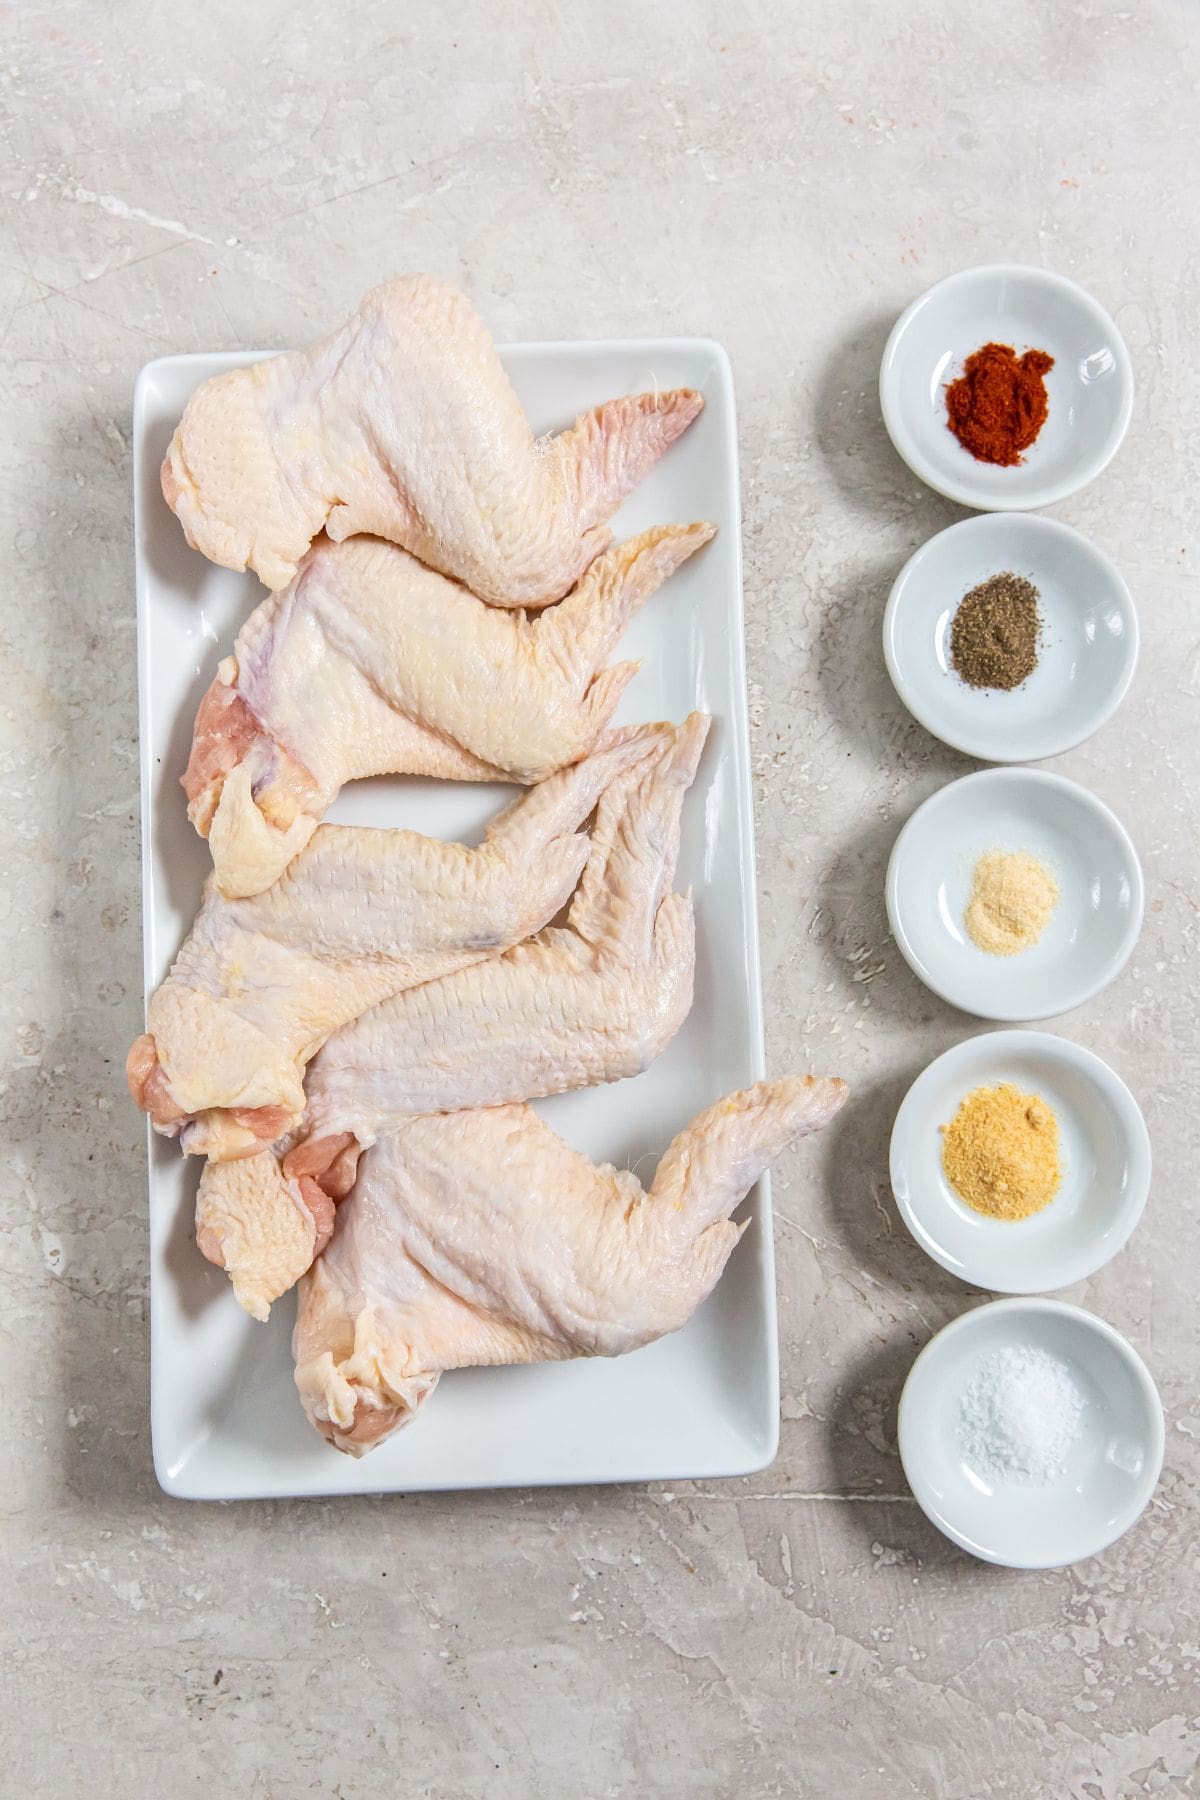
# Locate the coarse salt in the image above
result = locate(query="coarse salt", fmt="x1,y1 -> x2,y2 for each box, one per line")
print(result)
959,1343 -> 1086,1485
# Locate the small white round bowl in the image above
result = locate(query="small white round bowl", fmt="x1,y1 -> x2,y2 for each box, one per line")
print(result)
886,768 -> 1143,1020
890,1031 -> 1151,1293
883,514 -> 1138,762
880,264 -> 1134,510
898,1298 -> 1164,1568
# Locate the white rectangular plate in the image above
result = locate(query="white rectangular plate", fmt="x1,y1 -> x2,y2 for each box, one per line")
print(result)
134,337 -> 774,1500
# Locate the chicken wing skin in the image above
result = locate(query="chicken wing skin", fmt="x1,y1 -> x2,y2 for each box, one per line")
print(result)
161,274 -> 703,599
295,1075 -> 848,1454
184,522 -> 712,898
193,713 -> 709,1319
128,728 -> 663,1162
294,709 -> 709,1150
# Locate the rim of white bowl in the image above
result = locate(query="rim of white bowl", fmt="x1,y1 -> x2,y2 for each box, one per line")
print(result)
885,767 -> 1146,1021
879,263 -> 1135,511
897,1296 -> 1166,1568
888,1029 -> 1152,1292
882,513 -> 1140,762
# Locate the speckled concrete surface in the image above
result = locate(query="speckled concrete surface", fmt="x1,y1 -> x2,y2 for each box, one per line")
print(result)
3,3 -> 1199,1794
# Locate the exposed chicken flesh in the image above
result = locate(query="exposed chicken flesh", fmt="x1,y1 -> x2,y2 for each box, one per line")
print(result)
194,713 -> 708,1319
161,274 -> 703,599
127,729 -> 662,1161
295,1075 -> 848,1454
183,522 -> 712,898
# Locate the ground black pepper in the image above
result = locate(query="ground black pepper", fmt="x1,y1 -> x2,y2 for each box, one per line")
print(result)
950,572 -> 1041,691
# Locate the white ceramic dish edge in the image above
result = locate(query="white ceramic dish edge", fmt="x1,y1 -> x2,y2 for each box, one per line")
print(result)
882,514 -> 1140,763
889,1030 -> 1152,1293
898,1297 -> 1165,1569
879,263 -> 1135,511
885,767 -> 1145,1022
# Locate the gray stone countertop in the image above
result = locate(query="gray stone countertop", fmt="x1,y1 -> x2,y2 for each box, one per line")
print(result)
2,3 -> 1197,1794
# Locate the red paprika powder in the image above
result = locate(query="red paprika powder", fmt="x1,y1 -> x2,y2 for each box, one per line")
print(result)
945,342 -> 1055,466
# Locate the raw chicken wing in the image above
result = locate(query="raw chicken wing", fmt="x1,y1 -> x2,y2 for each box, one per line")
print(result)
162,274 -> 703,599
184,523 -> 711,897
295,711 -> 709,1153
295,1076 -> 848,1454
127,729 -> 662,1161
